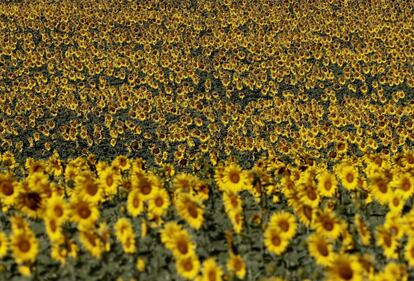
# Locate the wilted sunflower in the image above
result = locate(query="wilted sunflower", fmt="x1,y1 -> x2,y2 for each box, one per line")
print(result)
176,254 -> 200,280
227,254 -> 246,280
200,258 -> 223,281
127,189 -> 144,217
11,230 -> 39,264
0,231 -> 8,258
175,193 -> 204,230
326,254 -> 364,281
307,232 -> 336,266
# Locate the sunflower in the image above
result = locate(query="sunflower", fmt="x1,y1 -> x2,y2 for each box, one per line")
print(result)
316,170 -> 337,197
228,210 -> 244,234
114,217 -> 134,243
370,173 -> 392,205
176,254 -> 200,280
125,189 -> 144,217
215,162 -> 250,193
99,167 -> 121,198
167,230 -> 196,259
148,187 -> 170,217
264,227 -> 289,256
27,171 -> 52,198
17,180 -> 45,219
223,191 -> 243,215
0,231 -> 8,258
175,193 -> 204,230
314,209 -> 342,240
294,203 -> 314,227
11,230 -> 39,264
375,226 -> 398,259
136,257 -> 146,272
160,222 -> 182,246
45,216 -> 64,244
44,194 -> 68,223
69,197 -> 99,228
227,254 -> 246,280
383,213 -> 404,241
78,229 -> 103,259
299,183 -> 320,208
404,237 -> 414,268
112,155 -> 131,171
336,163 -> 359,191
201,258 -> 223,281
74,171 -> 103,203
0,172 -> 19,206
387,190 -> 405,215
268,211 -> 297,240
132,171 -> 161,201
307,232 -> 336,266
354,214 -> 371,246
390,173 -> 414,200
120,233 -> 136,254
172,173 -> 197,194
192,179 -> 210,202
325,254 -> 364,281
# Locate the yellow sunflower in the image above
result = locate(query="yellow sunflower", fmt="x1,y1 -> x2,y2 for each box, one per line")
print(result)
11,230 -> 39,264
228,210 -> 244,234
404,237 -> 414,268
387,190 -> 405,215
69,197 -> 99,228
375,226 -> 398,259
148,187 -> 170,217
223,191 -> 243,215
175,193 -> 204,230
74,171 -> 103,203
227,254 -> 246,280
369,173 -> 392,205
78,229 -> 104,259
112,155 -> 131,171
390,172 -> 414,200
17,180 -> 46,219
264,227 -> 289,256
99,167 -> 121,198
268,211 -> 297,240
215,162 -> 250,193
307,232 -> 336,266
354,214 -> 371,246
314,209 -> 342,240
0,231 -> 8,258
132,171 -> 162,201
176,254 -> 200,280
44,216 -> 64,244
325,254 -> 364,281
336,163 -> 359,191
160,222 -> 182,246
172,173 -> 197,194
167,230 -> 196,259
44,194 -> 68,223
0,172 -> 19,206
127,189 -> 144,217
316,170 -> 338,197
201,258 -> 223,281
114,217 -> 134,243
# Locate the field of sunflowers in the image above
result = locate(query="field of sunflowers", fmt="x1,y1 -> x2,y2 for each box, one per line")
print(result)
0,0 -> 414,280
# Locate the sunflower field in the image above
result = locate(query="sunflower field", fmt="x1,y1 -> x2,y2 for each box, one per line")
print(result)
0,0 -> 414,280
